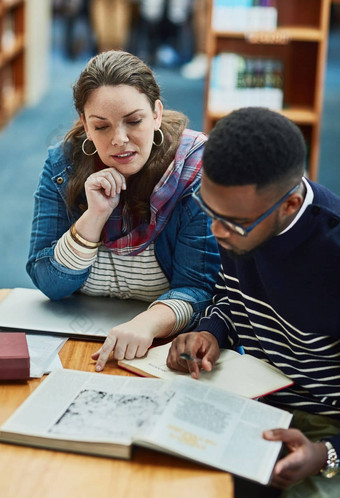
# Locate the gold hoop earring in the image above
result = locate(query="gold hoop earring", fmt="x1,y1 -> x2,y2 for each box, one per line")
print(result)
153,128 -> 164,147
82,138 -> 97,156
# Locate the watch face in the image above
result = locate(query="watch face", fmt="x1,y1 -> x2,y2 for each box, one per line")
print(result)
323,466 -> 339,479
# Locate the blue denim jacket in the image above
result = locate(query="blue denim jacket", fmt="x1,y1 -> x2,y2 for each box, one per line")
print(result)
26,142 -> 220,331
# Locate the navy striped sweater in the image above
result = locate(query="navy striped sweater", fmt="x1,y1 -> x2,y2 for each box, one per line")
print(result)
196,180 -> 340,454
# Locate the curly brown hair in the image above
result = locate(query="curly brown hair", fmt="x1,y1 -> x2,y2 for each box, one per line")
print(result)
64,50 -> 188,220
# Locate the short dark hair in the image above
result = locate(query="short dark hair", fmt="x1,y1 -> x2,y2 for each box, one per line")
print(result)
203,107 -> 306,189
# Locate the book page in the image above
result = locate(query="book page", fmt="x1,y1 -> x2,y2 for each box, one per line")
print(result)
137,376 -> 292,485
119,343 -> 293,398
0,370 -> 171,449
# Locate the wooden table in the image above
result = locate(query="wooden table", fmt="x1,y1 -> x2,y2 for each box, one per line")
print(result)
0,290 -> 233,498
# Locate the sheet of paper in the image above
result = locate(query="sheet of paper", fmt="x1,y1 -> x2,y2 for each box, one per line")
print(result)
26,334 -> 67,378
44,353 -> 63,373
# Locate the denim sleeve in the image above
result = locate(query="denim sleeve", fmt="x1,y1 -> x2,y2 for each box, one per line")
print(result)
26,154 -> 90,300
194,267 -> 240,349
155,194 -> 220,331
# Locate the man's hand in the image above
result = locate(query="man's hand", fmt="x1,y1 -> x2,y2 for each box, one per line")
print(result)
263,428 -> 328,489
166,331 -> 220,379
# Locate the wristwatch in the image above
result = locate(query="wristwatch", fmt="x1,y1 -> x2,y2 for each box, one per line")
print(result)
319,441 -> 340,479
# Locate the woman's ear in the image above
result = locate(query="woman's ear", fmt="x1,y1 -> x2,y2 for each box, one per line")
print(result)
81,113 -> 89,137
154,99 -> 163,129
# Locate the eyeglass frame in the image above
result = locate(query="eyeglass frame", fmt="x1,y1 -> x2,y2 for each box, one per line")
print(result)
192,183 -> 300,237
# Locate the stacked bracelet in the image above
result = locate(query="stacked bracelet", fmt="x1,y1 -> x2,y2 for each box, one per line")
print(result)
70,223 -> 102,249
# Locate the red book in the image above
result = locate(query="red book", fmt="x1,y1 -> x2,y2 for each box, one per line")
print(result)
0,332 -> 30,380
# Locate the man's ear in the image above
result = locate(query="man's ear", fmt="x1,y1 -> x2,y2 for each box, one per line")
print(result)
282,193 -> 304,216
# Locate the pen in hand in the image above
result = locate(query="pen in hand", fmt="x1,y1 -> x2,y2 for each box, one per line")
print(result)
179,352 -> 202,379
179,353 -> 200,363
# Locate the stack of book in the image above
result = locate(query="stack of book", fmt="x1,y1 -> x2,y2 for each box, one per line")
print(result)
209,52 -> 284,112
212,0 -> 278,32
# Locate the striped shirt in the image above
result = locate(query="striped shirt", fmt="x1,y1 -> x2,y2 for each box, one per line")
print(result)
196,180 -> 340,422
203,270 -> 340,418
54,229 -> 193,334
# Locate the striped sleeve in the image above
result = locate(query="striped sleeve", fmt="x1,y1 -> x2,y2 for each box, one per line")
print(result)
54,230 -> 98,270
149,299 -> 193,336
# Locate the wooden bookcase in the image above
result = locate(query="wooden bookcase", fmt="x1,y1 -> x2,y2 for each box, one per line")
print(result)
204,0 -> 331,181
0,0 -> 25,129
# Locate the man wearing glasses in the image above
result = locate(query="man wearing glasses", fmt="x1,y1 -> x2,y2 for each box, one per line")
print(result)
167,107 -> 340,497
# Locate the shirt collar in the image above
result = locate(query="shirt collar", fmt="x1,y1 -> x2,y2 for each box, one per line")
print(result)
278,177 -> 314,235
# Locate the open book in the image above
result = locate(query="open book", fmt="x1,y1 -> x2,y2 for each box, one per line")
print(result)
0,288 -> 147,340
118,343 -> 294,399
0,369 -> 292,485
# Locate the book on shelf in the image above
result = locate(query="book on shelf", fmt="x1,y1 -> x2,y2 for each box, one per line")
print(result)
1,11 -> 16,53
0,369 -> 292,485
209,52 -> 284,112
118,342 -> 293,399
212,0 -> 278,33
0,288 -> 148,340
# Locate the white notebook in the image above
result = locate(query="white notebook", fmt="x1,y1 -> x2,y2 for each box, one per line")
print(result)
118,342 -> 294,399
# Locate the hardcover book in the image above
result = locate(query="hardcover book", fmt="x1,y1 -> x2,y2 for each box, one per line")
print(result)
0,332 -> 30,380
0,369 -> 292,485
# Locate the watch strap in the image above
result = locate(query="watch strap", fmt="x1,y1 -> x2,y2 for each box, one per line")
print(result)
320,440 -> 340,478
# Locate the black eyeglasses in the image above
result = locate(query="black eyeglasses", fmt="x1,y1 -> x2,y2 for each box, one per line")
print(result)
192,184 -> 299,237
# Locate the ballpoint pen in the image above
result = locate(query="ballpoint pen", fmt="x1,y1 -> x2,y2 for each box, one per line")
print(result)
179,353 -> 200,363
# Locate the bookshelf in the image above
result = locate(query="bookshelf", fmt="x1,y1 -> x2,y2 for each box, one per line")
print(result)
0,0 -> 25,129
204,0 -> 331,181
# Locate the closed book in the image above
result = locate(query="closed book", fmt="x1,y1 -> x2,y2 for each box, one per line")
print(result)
0,332 -> 30,380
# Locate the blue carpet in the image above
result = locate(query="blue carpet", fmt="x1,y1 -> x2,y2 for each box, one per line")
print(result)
0,30 -> 339,289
